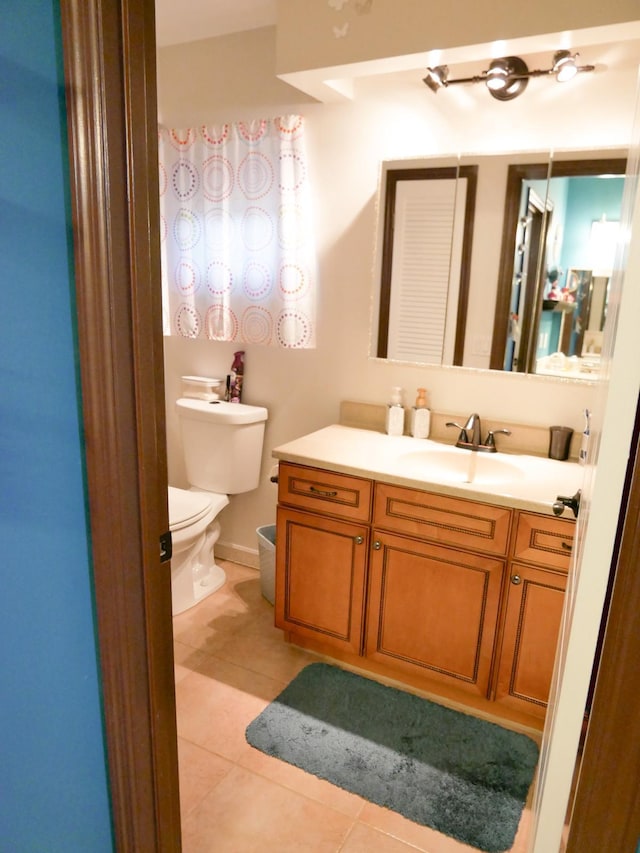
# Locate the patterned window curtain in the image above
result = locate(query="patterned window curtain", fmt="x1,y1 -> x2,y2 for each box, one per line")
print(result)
158,115 -> 316,347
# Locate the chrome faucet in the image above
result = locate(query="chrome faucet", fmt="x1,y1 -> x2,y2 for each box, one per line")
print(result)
445,413 -> 511,453
466,413 -> 482,446
445,413 -> 482,448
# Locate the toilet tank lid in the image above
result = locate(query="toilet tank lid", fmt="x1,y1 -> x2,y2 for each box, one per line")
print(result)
181,375 -> 223,385
176,398 -> 268,425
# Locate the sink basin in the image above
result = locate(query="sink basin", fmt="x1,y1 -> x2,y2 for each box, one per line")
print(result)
399,449 -> 526,486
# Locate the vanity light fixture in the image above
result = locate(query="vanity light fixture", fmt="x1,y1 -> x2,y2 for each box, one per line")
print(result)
423,51 -> 595,101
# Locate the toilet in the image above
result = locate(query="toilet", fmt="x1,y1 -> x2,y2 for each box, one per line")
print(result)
168,398 -> 268,616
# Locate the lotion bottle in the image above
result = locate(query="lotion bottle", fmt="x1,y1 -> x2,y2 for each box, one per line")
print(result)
228,350 -> 245,403
386,387 -> 405,436
410,388 -> 431,439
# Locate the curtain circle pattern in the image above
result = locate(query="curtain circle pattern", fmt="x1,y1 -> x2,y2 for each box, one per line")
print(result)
159,116 -> 316,347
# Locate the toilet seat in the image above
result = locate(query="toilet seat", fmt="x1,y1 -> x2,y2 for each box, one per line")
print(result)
168,486 -> 212,531
168,486 -> 229,531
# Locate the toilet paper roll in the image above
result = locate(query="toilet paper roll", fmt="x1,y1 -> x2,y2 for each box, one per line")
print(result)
269,463 -> 279,484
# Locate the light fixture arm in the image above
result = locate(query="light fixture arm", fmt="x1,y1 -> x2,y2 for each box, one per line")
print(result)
443,74 -> 490,86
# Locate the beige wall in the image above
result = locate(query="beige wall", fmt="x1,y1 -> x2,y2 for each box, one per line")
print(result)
157,27 -> 314,125
276,0 -> 640,73
158,24 -> 639,558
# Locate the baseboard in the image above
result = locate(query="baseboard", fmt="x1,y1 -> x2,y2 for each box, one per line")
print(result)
216,540 -> 260,569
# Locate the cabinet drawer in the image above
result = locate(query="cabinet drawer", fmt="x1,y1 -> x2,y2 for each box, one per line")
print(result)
277,462 -> 372,523
373,482 -> 511,556
512,512 -> 575,572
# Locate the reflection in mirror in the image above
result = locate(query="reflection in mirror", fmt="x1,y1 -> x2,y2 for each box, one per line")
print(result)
491,158 -> 626,376
375,162 -> 477,364
371,151 -> 627,379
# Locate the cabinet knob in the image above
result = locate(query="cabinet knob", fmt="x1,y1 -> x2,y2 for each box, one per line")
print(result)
354,535 -> 364,545
511,574 -> 522,585
373,540 -> 382,550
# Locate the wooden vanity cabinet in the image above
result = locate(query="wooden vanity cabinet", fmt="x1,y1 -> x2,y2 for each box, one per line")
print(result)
275,463 -> 372,655
494,511 -> 574,718
274,461 -> 576,724
367,483 -> 511,697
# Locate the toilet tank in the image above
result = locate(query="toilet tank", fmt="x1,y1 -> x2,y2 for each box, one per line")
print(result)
176,399 -> 268,494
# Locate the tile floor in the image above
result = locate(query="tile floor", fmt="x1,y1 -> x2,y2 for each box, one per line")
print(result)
173,559 -> 536,853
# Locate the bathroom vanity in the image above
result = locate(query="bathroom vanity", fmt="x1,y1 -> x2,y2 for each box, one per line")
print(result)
272,425 -> 582,727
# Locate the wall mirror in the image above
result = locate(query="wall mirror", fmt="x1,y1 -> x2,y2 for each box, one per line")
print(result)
370,149 -> 627,379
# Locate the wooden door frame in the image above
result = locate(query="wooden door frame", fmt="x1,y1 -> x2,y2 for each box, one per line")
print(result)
519,189 -> 548,373
60,1 -> 181,850
60,2 -> 640,851
565,399 -> 640,852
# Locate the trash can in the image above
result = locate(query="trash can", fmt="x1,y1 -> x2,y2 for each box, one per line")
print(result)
256,524 -> 276,605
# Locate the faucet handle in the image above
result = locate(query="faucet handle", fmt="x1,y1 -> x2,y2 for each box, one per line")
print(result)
484,429 -> 511,450
446,421 -> 468,443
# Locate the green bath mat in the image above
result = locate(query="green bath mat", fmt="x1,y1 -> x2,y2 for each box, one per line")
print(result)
246,663 -> 539,852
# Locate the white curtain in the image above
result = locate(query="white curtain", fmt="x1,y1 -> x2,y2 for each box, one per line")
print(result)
159,116 -> 316,347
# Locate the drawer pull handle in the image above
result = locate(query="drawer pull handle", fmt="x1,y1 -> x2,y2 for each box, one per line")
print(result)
511,574 -> 522,585
309,485 -> 338,497
561,541 -> 573,552
354,535 -> 364,545
373,540 -> 382,550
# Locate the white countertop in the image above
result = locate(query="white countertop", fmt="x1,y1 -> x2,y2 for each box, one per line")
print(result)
272,424 -> 585,516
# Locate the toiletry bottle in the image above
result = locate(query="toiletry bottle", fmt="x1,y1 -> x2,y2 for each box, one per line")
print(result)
410,388 -> 431,439
386,387 -> 405,436
229,351 -> 245,403
579,408 -> 591,464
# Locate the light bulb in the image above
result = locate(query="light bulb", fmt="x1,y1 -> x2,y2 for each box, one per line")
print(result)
486,61 -> 509,91
554,51 -> 578,82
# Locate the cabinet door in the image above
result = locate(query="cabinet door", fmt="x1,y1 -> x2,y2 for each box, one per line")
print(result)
275,506 -> 369,655
495,562 -> 567,717
366,530 -> 505,697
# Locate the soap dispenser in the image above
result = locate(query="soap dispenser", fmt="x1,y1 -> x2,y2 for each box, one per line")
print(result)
385,387 -> 405,436
579,408 -> 591,465
410,388 -> 431,439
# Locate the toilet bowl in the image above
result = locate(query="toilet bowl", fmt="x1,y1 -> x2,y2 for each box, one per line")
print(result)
168,486 -> 229,616
168,397 -> 269,616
